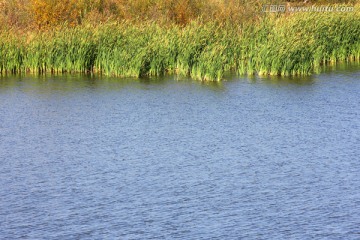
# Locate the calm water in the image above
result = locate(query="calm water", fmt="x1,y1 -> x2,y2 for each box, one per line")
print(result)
1,64 -> 360,239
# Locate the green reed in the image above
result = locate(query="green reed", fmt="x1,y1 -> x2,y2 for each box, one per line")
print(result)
0,9 -> 359,80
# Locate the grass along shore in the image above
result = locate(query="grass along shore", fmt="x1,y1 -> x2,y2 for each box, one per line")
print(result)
1,10 -> 360,81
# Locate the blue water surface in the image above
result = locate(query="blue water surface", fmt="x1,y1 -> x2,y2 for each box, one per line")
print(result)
1,64 -> 360,239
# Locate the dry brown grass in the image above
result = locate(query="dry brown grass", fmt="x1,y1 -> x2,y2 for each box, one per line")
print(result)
1,0 -> 358,30
0,0 -> 267,29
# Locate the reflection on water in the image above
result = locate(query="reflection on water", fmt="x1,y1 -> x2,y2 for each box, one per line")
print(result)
0,74 -> 138,93
0,74 -> 227,95
1,61 -> 358,93
0,62 -> 360,239
254,74 -> 315,86
319,60 -> 360,74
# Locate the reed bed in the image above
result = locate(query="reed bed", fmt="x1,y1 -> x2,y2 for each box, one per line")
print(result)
0,9 -> 359,81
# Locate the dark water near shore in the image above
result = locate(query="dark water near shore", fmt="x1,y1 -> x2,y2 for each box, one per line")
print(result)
1,63 -> 360,239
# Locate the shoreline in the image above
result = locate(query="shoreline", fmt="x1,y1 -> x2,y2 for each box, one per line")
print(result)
1,11 -> 359,81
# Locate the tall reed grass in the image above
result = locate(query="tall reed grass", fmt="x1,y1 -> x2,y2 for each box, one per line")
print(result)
0,8 -> 359,80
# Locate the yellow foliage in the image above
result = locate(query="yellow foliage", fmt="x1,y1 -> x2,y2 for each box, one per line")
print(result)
30,0 -> 81,28
1,0 -> 359,30
0,0 -> 30,30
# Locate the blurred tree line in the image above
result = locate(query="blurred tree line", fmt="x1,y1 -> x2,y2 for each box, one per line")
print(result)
0,0 -> 357,30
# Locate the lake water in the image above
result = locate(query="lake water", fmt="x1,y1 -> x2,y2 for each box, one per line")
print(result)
1,63 -> 360,239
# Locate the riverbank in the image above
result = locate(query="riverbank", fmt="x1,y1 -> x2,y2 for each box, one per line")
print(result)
1,7 -> 359,80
